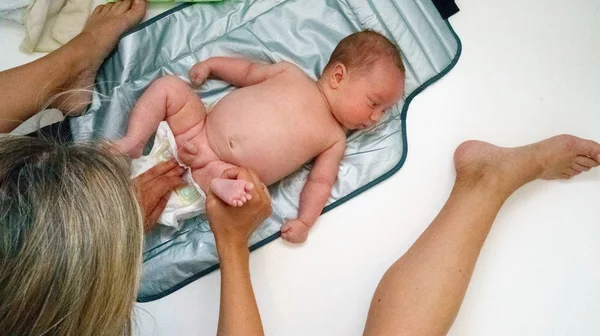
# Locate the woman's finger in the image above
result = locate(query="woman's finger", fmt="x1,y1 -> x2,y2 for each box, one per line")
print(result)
136,159 -> 178,185
146,175 -> 187,206
144,195 -> 169,232
165,165 -> 186,177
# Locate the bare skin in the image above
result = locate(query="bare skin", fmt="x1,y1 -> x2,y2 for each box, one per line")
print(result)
204,135 -> 600,335
205,168 -> 272,336
0,1 -> 183,229
114,56 -> 405,242
0,0 -> 147,133
363,134 -> 600,335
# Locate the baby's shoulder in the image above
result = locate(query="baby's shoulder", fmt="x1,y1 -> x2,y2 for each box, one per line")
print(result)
273,61 -> 310,79
323,123 -> 347,143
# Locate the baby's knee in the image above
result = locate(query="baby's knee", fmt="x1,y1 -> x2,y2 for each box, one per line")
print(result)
153,75 -> 188,91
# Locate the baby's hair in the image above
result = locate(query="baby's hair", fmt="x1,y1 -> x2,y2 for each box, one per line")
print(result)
323,29 -> 404,76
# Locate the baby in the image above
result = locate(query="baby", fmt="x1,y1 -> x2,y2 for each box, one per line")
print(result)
115,30 -> 405,243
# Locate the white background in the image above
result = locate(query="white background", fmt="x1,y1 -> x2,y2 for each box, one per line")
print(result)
2,0 -> 600,335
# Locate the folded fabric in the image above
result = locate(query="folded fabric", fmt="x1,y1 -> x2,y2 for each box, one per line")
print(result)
0,0 -> 29,24
21,0 -> 92,53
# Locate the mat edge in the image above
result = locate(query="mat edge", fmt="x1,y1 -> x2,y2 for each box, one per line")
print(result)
137,20 -> 463,303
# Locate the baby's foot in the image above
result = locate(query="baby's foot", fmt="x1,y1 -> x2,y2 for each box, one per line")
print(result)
280,219 -> 310,243
49,0 -> 147,115
210,178 -> 254,207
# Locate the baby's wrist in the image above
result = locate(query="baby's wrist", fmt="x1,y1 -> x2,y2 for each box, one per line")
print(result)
296,218 -> 312,229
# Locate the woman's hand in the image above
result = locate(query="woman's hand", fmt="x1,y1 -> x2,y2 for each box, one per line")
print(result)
132,159 -> 186,232
206,167 -> 272,249
206,167 -> 271,336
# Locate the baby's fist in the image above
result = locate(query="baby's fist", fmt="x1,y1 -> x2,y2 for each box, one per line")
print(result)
189,62 -> 210,86
280,219 -> 310,243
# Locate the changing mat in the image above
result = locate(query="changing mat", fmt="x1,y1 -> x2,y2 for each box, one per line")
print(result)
68,0 -> 461,301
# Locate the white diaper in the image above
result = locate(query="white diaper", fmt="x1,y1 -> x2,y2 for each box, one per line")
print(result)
131,121 -> 205,229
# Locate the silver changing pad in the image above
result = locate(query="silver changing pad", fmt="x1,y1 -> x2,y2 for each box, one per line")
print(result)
69,0 -> 461,301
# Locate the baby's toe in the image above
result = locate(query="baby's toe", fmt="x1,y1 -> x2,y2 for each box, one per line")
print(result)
245,183 -> 254,192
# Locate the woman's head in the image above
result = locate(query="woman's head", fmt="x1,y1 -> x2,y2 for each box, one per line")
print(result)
0,135 -> 143,335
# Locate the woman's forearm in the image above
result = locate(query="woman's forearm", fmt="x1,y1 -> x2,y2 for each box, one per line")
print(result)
216,242 -> 264,336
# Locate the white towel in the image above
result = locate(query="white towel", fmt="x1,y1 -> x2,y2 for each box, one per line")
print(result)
0,0 -> 29,24
21,0 -> 93,53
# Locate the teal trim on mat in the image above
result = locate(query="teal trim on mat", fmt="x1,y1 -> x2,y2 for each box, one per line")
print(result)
136,20 -> 462,303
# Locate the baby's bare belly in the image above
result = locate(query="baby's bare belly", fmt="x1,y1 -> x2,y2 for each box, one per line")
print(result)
203,83 -> 337,185
168,96 -> 318,184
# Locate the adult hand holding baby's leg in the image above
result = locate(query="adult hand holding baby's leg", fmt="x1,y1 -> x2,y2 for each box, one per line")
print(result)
206,168 -> 272,246
206,167 -> 271,336
281,219 -> 310,243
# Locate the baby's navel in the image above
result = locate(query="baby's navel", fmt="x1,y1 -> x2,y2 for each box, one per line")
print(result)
228,139 -> 235,149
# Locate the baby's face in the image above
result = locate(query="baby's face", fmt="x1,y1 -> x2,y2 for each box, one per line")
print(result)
337,60 -> 405,130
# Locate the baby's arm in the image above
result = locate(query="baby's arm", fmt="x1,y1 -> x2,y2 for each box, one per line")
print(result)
280,140 -> 346,243
189,57 -> 292,87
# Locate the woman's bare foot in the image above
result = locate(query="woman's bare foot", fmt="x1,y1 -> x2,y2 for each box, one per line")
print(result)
48,0 -> 147,115
453,135 -> 600,196
210,178 -> 255,207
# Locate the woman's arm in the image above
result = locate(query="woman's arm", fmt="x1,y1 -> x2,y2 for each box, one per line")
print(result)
205,168 -> 272,336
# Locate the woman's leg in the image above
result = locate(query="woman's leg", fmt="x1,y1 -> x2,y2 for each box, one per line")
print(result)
364,135 -> 600,336
0,0 -> 146,133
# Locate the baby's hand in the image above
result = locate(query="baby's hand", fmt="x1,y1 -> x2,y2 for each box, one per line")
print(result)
280,219 -> 310,243
189,62 -> 210,86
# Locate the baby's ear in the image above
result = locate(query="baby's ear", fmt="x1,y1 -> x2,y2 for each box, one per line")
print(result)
329,63 -> 347,89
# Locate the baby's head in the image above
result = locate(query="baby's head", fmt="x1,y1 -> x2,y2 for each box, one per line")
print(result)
320,30 -> 405,130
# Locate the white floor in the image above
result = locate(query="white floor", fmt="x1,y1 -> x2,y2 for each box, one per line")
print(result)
2,0 -> 600,335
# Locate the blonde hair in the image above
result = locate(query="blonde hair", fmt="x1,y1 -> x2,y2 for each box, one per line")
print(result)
323,30 -> 405,76
0,135 -> 143,335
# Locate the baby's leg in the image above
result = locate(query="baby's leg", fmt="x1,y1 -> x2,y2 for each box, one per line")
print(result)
114,75 -> 207,158
193,161 -> 255,207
